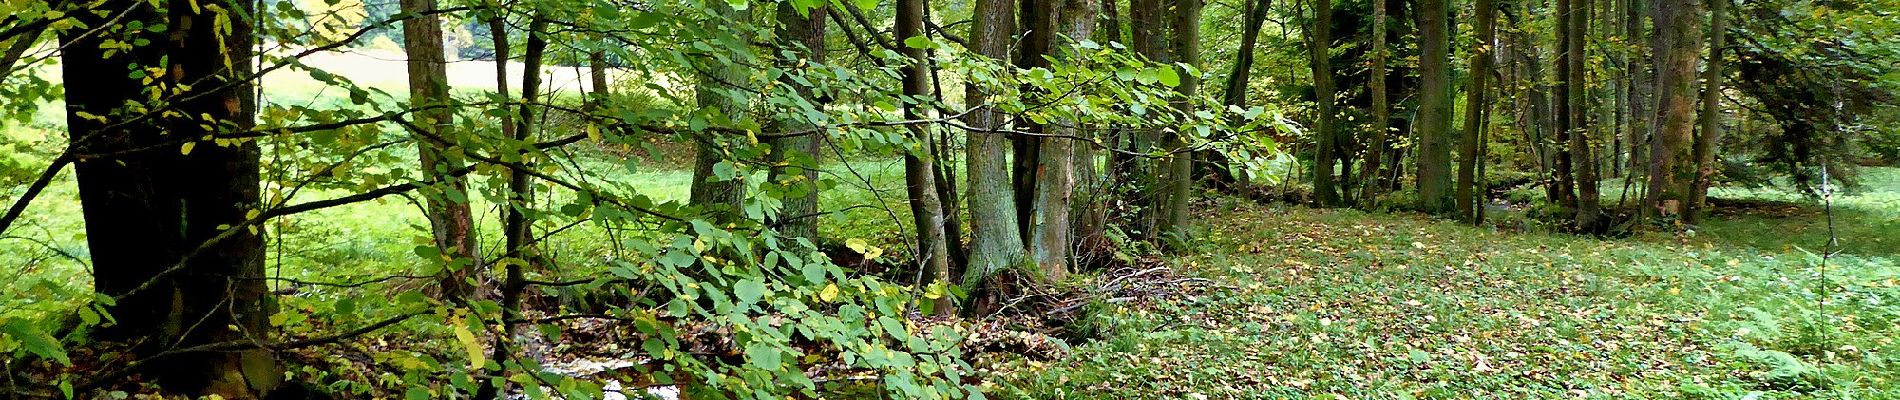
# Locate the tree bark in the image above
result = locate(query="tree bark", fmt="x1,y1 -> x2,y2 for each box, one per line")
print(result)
767,2 -> 829,241
1568,0 -> 1603,230
65,0 -> 277,394
401,0 -> 481,302
1457,0 -> 1496,223
1128,0 -> 1168,238
690,3 -> 751,221
1416,0 -> 1453,212
1644,0 -> 1702,220
1359,0 -> 1390,206
964,0 -> 1025,292
898,0 -> 955,314
1309,0 -> 1340,207
1687,0 -> 1726,223
1159,0 -> 1199,237
1030,0 -> 1098,279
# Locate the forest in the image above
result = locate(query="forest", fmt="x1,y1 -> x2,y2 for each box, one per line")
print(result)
0,0 -> 1897,397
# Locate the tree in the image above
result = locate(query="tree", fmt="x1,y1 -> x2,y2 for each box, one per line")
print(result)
1308,0 -> 1341,207
1644,0 -> 1702,220
1029,0 -> 1099,280
1564,0 -> 1603,230
689,3 -> 751,220
1687,0 -> 1727,223
1216,0 -> 1271,191
1456,0 -> 1497,223
766,2 -> 829,241
1159,0 -> 1200,235
1359,0 -> 1391,206
1416,0 -> 1453,212
62,0 -> 277,395
401,0 -> 481,302
897,0 -> 955,314
964,0 -> 1025,292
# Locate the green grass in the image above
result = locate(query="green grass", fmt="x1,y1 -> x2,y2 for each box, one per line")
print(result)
992,171 -> 1900,398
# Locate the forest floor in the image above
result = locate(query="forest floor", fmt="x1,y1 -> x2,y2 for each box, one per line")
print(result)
990,169 -> 1900,399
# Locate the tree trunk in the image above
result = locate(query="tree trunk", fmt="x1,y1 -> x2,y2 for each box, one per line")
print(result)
1309,0 -> 1340,207
964,0 -> 1025,301
1644,0 -> 1702,220
1687,0 -> 1726,223
1626,0 -> 1652,179
401,0 -> 481,302
1214,0 -> 1270,191
1159,0 -> 1199,238
767,2 -> 829,241
66,0 -> 277,395
1030,0 -> 1098,279
1359,0 -> 1390,206
1014,0 -> 1057,246
1416,0 -> 1453,212
1129,0 -> 1169,238
589,51 -> 610,103
485,15 -> 548,400
898,0 -> 955,315
1457,0 -> 1496,223
1568,0 -> 1603,230
690,4 -> 751,220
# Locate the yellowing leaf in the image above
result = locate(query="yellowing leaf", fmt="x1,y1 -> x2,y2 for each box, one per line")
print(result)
180,142 -> 196,155
819,283 -> 840,303
452,318 -> 485,371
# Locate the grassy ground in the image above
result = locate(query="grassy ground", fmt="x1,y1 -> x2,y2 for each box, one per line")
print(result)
994,169 -> 1900,399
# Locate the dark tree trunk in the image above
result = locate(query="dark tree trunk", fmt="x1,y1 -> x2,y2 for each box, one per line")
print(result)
1568,0 -> 1604,230
1457,0 -> 1497,223
1309,0 -> 1341,207
1128,0 -> 1169,238
898,0 -> 956,314
1014,0 -> 1057,246
66,0 -> 277,395
1416,0 -> 1453,212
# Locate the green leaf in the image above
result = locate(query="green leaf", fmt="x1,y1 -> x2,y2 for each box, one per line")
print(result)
3,319 -> 69,365
734,279 -> 766,305
903,35 -> 935,49
746,342 -> 782,370
1157,67 -> 1181,87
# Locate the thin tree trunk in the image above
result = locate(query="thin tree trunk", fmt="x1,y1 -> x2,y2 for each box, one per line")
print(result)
898,0 -> 955,315
1627,0 -> 1652,179
1416,0 -> 1453,212
1013,0 -> 1057,245
1569,0 -> 1603,230
1309,0 -> 1340,207
1644,0 -> 1701,219
401,0 -> 480,302
1129,0 -> 1168,238
589,51 -> 610,104
1687,0 -> 1726,223
484,15 -> 547,400
1359,0 -> 1390,206
1457,0 -> 1496,223
690,3 -> 750,220
1159,0 -> 1199,237
767,2 -> 829,241
1215,0 -> 1270,191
